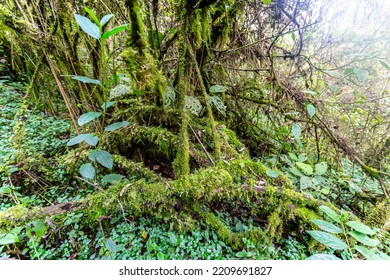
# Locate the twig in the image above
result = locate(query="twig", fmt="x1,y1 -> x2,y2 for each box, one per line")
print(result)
75,176 -> 104,191
189,124 -> 215,166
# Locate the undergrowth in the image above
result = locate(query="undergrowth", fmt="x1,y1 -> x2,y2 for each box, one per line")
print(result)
0,82 -> 389,260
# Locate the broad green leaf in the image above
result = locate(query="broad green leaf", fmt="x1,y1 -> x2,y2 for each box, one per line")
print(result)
101,24 -> 128,39
66,133 -> 99,146
262,0 -> 272,4
288,167 -> 304,177
32,220 -> 47,239
296,162 -> 313,175
110,84 -> 130,99
307,104 -> 316,117
353,68 -> 369,83
0,233 -> 19,245
306,230 -> 348,250
157,252 -> 166,260
291,32 -> 296,41
315,162 -> 328,175
348,181 -> 363,193
355,246 -> 382,260
319,205 -> 341,223
344,68 -> 354,75
379,60 -> 390,70
302,90 -> 317,95
0,186 -> 12,194
84,7 -> 100,26
209,95 -> 226,115
297,154 -> 308,162
71,75 -> 101,85
346,221 -> 375,235
169,232 -> 178,244
80,163 -> 95,179
266,169 -> 279,178
306,254 -> 341,260
300,176 -> 312,189
100,14 -> 114,26
311,219 -> 343,234
327,83 -> 337,92
349,231 -> 380,247
101,101 -> 116,110
74,14 -> 101,39
78,112 -> 102,126
104,121 -> 129,132
292,123 -> 301,140
164,87 -> 176,107
288,152 -> 298,161
101,174 -> 124,184
88,150 -> 113,169
184,96 -> 203,116
209,85 -> 228,93
106,238 -> 123,252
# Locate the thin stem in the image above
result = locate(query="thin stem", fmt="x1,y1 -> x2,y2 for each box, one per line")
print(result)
30,238 -> 41,260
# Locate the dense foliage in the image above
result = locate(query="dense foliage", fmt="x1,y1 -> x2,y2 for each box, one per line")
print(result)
0,0 -> 389,260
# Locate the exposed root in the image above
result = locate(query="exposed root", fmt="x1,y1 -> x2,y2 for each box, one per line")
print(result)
0,158 -> 342,249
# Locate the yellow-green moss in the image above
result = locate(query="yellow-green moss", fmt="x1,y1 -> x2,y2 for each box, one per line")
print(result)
112,154 -> 161,181
366,199 -> 390,230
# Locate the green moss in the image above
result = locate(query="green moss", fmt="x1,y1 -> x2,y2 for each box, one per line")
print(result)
0,156 -> 348,243
0,205 -> 42,231
114,124 -> 177,160
173,113 -> 190,177
294,207 -> 321,222
173,11 -> 190,178
266,209 -> 283,241
200,210 -> 233,245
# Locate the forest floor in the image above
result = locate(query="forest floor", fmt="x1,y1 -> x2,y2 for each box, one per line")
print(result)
0,81 -> 388,260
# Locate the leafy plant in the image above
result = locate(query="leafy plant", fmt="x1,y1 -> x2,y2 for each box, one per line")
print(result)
66,8 -> 129,186
306,206 -> 389,260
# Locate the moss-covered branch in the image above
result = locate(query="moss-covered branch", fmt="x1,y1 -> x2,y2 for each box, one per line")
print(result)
0,158 -> 347,248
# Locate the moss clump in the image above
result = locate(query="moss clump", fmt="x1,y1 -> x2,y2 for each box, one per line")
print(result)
0,157 -> 349,247
200,210 -> 233,246
112,154 -> 161,181
114,124 -> 177,160
366,199 -> 390,231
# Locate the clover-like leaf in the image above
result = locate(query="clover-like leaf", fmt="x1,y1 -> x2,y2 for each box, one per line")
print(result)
88,150 -> 113,169
78,112 -> 102,126
74,14 -> 101,39
80,163 -> 95,179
